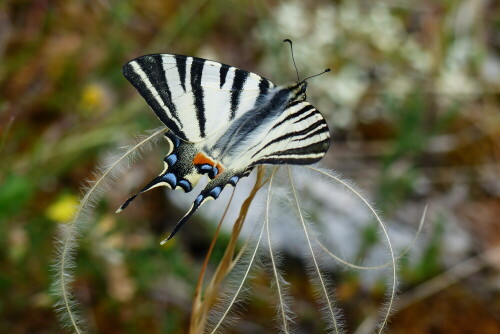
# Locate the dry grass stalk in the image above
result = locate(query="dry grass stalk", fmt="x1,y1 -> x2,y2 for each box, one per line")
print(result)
189,166 -> 268,333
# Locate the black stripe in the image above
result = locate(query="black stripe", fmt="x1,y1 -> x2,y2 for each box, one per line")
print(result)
292,108 -> 317,125
219,65 -> 229,88
275,138 -> 330,156
252,119 -> 326,158
244,101 -> 311,155
252,138 -> 330,165
242,168 -> 253,177
132,56 -> 175,113
230,69 -> 249,119
271,104 -> 315,130
123,56 -> 187,140
166,198 -> 201,240
287,100 -> 303,108
253,156 -> 322,166
271,138 -> 330,157
292,123 -> 328,142
175,55 -> 187,92
255,78 -> 271,105
190,59 -> 206,137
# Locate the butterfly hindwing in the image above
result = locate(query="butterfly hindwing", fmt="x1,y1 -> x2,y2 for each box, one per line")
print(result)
117,130 -> 254,241
247,101 -> 330,166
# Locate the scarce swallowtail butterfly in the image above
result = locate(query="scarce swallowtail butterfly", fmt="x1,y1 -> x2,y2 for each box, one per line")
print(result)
117,42 -> 331,243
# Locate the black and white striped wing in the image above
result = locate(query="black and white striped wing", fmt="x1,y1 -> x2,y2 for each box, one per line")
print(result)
238,101 -> 330,168
122,54 -> 275,142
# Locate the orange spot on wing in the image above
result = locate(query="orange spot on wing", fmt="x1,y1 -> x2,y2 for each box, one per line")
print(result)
193,152 -> 213,166
193,152 -> 225,177
215,163 -> 224,175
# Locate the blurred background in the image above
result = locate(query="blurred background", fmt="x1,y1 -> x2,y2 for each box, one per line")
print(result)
1,0 -> 499,333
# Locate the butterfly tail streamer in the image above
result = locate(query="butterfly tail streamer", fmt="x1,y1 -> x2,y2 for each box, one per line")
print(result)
162,185 -> 217,243
287,167 -> 345,334
304,166 -> 397,334
116,174 -> 168,212
51,127 -> 167,334
161,169 -> 252,244
162,200 -> 201,244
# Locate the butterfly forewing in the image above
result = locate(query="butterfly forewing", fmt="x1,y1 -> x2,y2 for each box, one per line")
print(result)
123,54 -> 275,143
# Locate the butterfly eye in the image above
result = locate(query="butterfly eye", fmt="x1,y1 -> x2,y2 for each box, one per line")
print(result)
298,83 -> 307,100
301,82 -> 307,93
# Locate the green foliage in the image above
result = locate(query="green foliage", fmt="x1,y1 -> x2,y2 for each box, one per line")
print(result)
400,216 -> 445,285
356,222 -> 379,262
413,218 -> 445,280
1,0 -> 498,332
0,173 -> 33,218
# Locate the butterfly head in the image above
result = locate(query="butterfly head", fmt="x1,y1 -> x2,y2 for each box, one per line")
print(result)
290,81 -> 308,101
286,67 -> 331,103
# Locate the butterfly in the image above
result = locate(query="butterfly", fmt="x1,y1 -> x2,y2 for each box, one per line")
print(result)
117,45 -> 330,243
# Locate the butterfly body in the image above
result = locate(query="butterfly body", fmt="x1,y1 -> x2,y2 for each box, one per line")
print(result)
119,54 -> 330,241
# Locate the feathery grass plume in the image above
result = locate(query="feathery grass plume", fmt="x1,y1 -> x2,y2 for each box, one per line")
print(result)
302,165 -> 397,333
193,164 -> 403,333
287,166 -> 345,334
205,222 -> 266,334
52,126 -> 404,333
312,205 -> 427,271
189,187 -> 239,333
264,169 -> 296,333
51,127 -> 167,334
191,167 -> 269,334
204,167 -> 292,333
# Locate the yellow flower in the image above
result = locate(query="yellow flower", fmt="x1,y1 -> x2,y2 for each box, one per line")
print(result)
80,83 -> 106,112
46,194 -> 79,223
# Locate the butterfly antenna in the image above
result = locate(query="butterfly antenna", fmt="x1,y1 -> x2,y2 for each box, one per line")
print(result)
283,39 -> 300,82
303,68 -> 330,82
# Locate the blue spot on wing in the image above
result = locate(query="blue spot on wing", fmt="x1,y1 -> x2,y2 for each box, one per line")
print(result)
165,132 -> 181,148
229,175 -> 239,186
164,169 -> 254,241
209,186 -> 222,199
198,164 -> 218,179
164,154 -> 177,166
211,167 -> 218,178
173,137 -> 180,147
178,179 -> 192,192
194,194 -> 204,207
199,164 -> 213,173
161,173 -> 177,187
